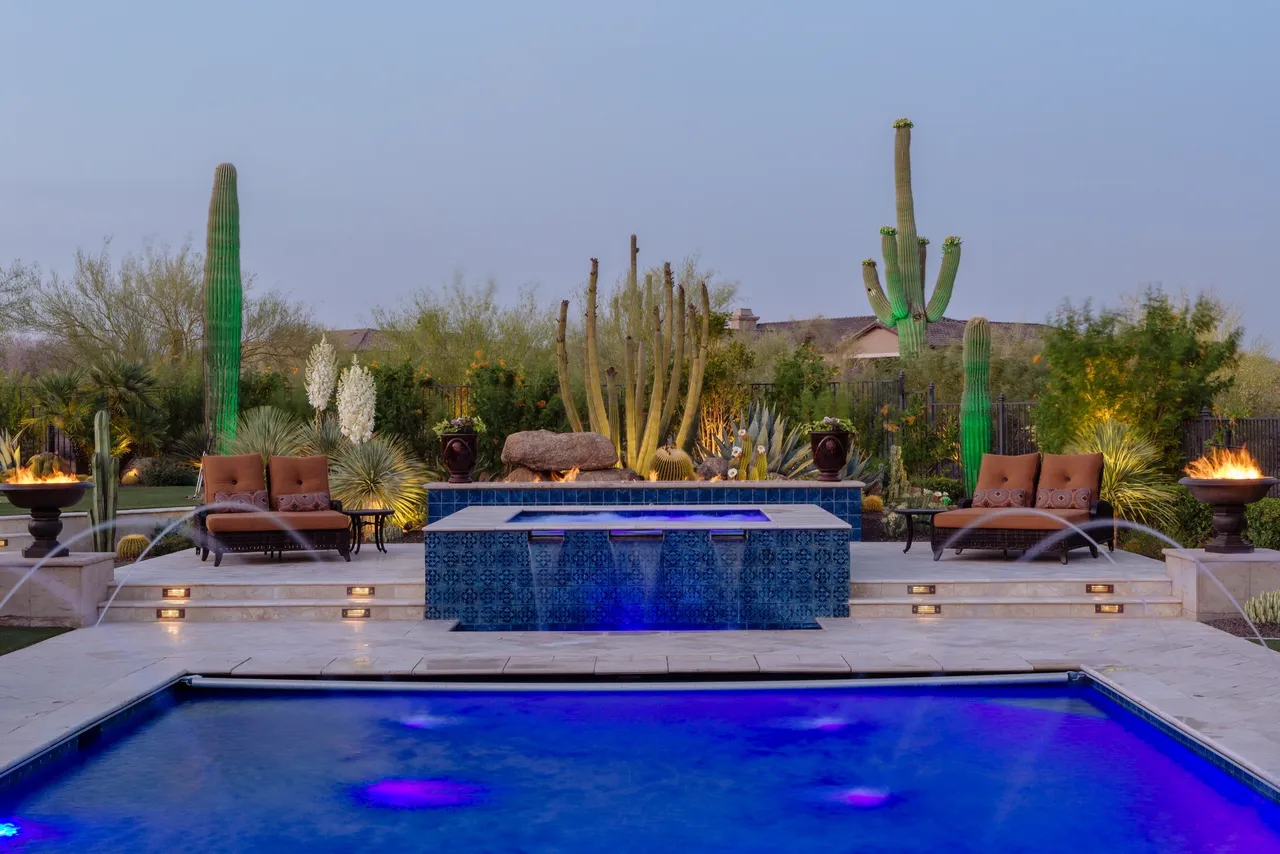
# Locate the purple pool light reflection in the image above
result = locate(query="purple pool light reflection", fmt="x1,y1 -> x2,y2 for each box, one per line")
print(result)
829,787 -> 893,809
508,508 -> 770,525
358,779 -> 486,810
396,713 -> 458,730
786,716 -> 852,731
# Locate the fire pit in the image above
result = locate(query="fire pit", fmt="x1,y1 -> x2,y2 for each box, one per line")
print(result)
0,467 -> 91,559
1179,446 -> 1278,554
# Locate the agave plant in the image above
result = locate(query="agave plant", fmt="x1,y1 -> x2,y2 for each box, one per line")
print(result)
0,428 -> 23,474
227,406 -> 306,464
1066,418 -> 1178,537
698,402 -> 815,479
329,434 -> 430,530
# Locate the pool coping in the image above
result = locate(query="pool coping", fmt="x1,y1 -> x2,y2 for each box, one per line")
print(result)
3,668 -> 1278,807
425,504 -> 851,532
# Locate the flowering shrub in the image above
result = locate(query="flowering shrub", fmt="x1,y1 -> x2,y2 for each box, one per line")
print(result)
336,356 -> 376,444
433,415 -> 487,438
305,335 -> 338,414
805,416 -> 857,435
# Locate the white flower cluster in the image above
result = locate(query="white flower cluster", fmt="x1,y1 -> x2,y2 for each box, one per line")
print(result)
336,355 -> 376,444
305,335 -> 338,412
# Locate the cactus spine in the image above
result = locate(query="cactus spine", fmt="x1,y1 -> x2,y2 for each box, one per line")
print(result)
202,163 -> 244,453
554,235 -> 712,476
862,119 -> 963,357
960,317 -> 992,496
89,409 -> 119,553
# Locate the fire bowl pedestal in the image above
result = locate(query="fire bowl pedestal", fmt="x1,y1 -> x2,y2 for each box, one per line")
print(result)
0,482 -> 92,558
1178,477 -> 1278,554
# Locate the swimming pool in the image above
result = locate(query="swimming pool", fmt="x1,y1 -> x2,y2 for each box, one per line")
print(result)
508,508 -> 773,525
2,678 -> 1277,853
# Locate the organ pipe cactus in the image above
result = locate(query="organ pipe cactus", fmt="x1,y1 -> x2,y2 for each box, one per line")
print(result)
202,163 -> 244,453
88,409 -> 119,553
960,317 -> 992,496
555,235 -> 712,476
861,119 -> 963,357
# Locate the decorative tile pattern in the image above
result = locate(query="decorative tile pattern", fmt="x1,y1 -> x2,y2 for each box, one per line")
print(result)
426,483 -> 863,541
425,528 -> 850,630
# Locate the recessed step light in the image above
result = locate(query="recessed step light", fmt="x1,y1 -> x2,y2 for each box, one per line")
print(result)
1095,603 -> 1124,614
156,608 -> 185,620
343,608 -> 371,619
162,587 -> 190,599
1085,584 -> 1115,594
347,586 -> 375,597
907,584 -> 936,595
912,604 -> 941,615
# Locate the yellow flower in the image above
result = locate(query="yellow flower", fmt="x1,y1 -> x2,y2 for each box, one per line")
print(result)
474,349 -> 483,358
1032,353 -> 1043,364
499,359 -> 506,368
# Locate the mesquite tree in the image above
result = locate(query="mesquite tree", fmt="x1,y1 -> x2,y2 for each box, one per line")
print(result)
861,119 -> 962,357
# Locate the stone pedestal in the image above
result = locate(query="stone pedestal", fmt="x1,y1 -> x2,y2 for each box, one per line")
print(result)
0,553 -> 115,627
1164,548 -> 1280,621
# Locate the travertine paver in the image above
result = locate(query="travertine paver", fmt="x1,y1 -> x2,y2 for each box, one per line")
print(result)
0,617 -> 1277,789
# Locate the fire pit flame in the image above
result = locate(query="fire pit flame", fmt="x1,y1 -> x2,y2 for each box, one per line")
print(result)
1184,445 -> 1264,480
6,469 -> 81,485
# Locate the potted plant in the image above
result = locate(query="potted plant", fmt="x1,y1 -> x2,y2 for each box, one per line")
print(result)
434,416 -> 487,483
806,416 -> 856,482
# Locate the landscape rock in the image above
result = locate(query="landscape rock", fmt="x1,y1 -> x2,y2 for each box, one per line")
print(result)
574,467 -> 643,482
504,466 -> 550,483
501,430 -> 618,472
695,457 -> 730,481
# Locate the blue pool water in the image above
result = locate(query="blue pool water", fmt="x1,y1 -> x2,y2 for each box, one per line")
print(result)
2,684 -> 1278,853
507,508 -> 771,525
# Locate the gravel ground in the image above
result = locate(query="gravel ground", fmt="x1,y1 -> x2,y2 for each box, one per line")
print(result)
1205,616 -> 1280,640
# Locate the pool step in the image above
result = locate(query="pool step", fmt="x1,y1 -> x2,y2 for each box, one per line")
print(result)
846,595 -> 1183,619
104,581 -> 426,602
849,578 -> 1173,599
97,597 -> 422,622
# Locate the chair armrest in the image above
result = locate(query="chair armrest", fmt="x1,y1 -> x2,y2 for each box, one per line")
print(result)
330,499 -> 345,512
1091,499 -> 1113,519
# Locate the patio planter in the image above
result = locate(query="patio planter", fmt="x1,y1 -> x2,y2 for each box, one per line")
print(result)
441,432 -> 480,484
810,429 -> 852,482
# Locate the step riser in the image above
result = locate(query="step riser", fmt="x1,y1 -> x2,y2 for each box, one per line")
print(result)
850,581 -> 1172,598
848,602 -> 1182,618
106,584 -> 426,602
98,605 -> 424,623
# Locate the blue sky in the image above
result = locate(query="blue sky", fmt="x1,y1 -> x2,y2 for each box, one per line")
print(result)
2,1 -> 1276,340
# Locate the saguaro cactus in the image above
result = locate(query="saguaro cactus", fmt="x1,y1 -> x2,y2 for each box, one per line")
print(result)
862,119 -> 962,357
202,163 -> 244,453
555,235 -> 712,476
960,317 -> 992,496
88,409 -> 119,553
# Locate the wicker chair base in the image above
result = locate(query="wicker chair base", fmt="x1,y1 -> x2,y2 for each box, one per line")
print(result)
930,523 -> 1114,565
194,516 -> 352,566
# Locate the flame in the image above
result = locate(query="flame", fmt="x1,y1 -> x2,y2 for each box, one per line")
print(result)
7,469 -> 80,484
532,474 -> 543,483
647,470 -> 659,482
551,466 -> 581,483
708,475 -> 722,482
1184,445 -> 1264,480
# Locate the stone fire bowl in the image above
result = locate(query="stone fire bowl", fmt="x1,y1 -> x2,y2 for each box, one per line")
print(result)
1178,477 -> 1278,506
0,481 -> 92,511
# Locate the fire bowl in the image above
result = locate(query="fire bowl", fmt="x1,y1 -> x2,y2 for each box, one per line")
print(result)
1178,476 -> 1279,554
0,481 -> 92,558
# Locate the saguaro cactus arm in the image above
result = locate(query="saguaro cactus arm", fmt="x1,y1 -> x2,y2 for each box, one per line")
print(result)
861,260 -> 896,327
554,300 -> 584,433
925,237 -> 963,323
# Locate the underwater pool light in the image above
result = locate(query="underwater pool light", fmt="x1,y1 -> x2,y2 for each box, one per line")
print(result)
831,787 -> 892,808
0,822 -> 18,838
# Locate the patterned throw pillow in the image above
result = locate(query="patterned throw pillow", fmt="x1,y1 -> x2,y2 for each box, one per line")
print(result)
972,488 -> 1028,508
1036,487 -> 1093,510
213,490 -> 269,513
276,492 -> 330,512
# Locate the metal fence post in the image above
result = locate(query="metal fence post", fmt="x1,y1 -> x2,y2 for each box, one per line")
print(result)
927,382 -> 935,426
897,371 -> 907,412
997,392 -> 1007,455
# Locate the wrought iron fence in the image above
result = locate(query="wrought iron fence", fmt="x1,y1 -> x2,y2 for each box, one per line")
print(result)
1182,408 -> 1280,496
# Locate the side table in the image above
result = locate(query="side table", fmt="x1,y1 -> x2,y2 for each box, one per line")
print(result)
893,507 -> 950,554
342,509 -> 396,555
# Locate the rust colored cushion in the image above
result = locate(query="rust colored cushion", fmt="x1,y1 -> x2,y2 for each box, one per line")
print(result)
202,454 -> 266,503
212,490 -> 269,513
268,456 -> 331,502
933,508 -> 1091,531
973,488 -> 1029,508
1039,453 -> 1103,493
206,510 -> 350,533
275,491 -> 331,512
973,453 -> 1040,497
1036,487 -> 1093,510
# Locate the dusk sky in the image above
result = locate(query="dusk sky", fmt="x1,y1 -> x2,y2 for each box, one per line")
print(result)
3,1 -> 1276,341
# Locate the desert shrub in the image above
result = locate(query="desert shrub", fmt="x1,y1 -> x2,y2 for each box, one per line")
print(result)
329,434 -> 430,530
912,475 -> 965,505
466,361 -> 564,477
768,340 -> 834,420
1162,485 -> 1215,548
133,456 -> 198,487
146,527 -> 194,558
227,406 -> 305,463
368,359 -> 439,460
1119,529 -> 1169,561
1066,419 -> 1179,531
1245,498 -> 1280,551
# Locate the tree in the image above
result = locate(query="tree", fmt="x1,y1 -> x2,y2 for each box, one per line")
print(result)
1035,287 -> 1240,468
24,240 -> 316,370
768,339 -> 835,420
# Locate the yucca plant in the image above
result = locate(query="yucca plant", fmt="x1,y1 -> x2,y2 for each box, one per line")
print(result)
329,435 -> 430,530
698,401 -> 815,479
227,406 -> 306,464
1066,418 -> 1179,539
0,428 -> 23,474
299,415 -> 347,460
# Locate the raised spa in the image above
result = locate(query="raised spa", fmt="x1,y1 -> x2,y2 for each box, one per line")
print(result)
424,504 -> 851,630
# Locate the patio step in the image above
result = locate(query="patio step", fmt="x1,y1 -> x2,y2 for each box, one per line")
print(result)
97,597 -> 423,622
104,581 -> 425,602
849,578 -> 1173,599
846,595 -> 1183,619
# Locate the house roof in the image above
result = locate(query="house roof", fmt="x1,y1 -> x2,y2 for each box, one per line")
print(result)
329,328 -> 392,352
754,315 -> 1047,351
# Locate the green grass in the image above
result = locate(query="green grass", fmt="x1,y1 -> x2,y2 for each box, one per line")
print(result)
0,485 -> 199,516
0,627 -> 71,656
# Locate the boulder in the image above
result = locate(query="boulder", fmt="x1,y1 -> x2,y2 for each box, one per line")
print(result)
574,467 -> 643,482
501,430 -> 618,472
695,457 -> 730,481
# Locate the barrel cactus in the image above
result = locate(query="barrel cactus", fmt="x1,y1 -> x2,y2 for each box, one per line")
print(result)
862,494 -> 885,513
115,534 -> 150,561
203,163 -> 244,453
652,446 -> 695,481
1245,589 -> 1280,625
960,317 -> 992,496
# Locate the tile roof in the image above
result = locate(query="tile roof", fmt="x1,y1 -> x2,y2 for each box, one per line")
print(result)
329,328 -> 392,351
754,315 -> 1048,349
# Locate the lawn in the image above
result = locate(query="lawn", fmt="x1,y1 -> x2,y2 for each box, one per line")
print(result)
0,627 -> 71,656
0,485 -> 199,516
